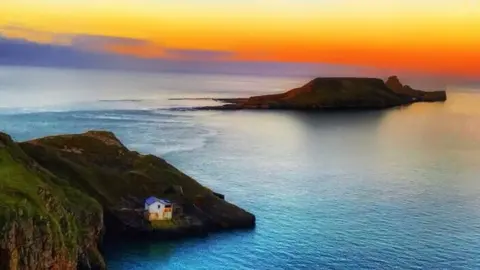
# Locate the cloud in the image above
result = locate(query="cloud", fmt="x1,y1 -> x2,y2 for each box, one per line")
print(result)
69,34 -> 152,50
0,24 -> 161,55
1,24 -> 479,86
0,24 -> 60,44
162,48 -> 235,61
0,33 -> 243,74
0,35 -> 123,68
0,24 -> 237,61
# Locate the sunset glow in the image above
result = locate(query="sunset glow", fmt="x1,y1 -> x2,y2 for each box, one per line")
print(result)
1,0 -> 480,77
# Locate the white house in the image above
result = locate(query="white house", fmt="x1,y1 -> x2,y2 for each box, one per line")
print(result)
144,197 -> 173,221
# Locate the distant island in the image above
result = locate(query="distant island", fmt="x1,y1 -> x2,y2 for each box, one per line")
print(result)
0,131 -> 255,269
195,76 -> 447,110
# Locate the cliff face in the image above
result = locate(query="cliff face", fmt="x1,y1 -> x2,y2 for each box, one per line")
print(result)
0,131 -> 255,269
0,133 -> 104,270
202,76 -> 447,110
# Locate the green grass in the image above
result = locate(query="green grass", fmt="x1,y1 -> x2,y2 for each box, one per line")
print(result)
150,220 -> 177,229
19,133 -> 214,211
0,148 -> 51,220
0,135 -> 103,265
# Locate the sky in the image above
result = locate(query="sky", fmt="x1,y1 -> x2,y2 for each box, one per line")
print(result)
1,0 -> 479,80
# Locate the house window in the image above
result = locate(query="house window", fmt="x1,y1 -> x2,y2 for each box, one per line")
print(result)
158,205 -> 161,209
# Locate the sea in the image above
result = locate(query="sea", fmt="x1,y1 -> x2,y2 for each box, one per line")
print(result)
1,66 -> 480,269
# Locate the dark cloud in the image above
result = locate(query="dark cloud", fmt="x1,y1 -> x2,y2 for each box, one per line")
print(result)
0,35 -> 126,68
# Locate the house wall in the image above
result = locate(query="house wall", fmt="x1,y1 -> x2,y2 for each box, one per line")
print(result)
146,202 -> 173,221
163,206 -> 173,220
148,202 -> 162,214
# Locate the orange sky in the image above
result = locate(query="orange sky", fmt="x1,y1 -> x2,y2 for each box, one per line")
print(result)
1,0 -> 480,77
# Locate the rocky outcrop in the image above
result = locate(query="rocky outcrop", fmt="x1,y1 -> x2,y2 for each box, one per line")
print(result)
1,131 -> 255,269
198,76 -> 447,110
385,76 -> 447,102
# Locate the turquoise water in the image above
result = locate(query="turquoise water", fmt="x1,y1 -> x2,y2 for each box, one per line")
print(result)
1,66 -> 480,269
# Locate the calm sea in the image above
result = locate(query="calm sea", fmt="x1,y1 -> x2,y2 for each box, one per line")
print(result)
1,66 -> 480,269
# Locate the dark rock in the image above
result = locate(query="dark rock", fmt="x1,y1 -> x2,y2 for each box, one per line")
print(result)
385,76 -> 447,102
164,185 -> 185,196
213,192 -> 225,200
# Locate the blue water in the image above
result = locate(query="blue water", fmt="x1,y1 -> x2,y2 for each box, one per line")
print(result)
1,66 -> 480,269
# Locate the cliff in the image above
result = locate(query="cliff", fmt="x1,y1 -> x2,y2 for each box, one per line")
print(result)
0,133 -> 104,270
0,131 -> 255,269
200,76 -> 447,110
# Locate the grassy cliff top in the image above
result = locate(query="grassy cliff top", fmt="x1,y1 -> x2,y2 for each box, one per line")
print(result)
0,132 -> 104,268
0,131 -> 101,224
20,131 -> 255,232
22,131 -> 210,206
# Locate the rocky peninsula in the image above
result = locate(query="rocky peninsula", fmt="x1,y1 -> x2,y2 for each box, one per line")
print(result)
198,76 -> 447,110
0,131 -> 255,269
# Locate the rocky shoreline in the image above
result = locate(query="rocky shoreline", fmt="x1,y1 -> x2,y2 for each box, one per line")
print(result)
0,131 -> 255,269
195,76 -> 447,111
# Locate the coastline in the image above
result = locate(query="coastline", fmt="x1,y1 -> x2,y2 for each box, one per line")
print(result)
0,130 -> 255,269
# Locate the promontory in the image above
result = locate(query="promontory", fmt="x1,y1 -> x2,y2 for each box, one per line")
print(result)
0,131 -> 255,269
197,76 -> 447,110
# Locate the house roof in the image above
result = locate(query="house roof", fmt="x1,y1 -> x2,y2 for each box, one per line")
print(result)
145,196 -> 171,205
159,199 -> 171,205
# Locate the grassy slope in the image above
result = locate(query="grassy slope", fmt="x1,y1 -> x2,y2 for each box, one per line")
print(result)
275,78 -> 404,108
20,131 -> 254,233
0,133 -> 103,268
19,132 -> 211,207
301,78 -> 403,105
